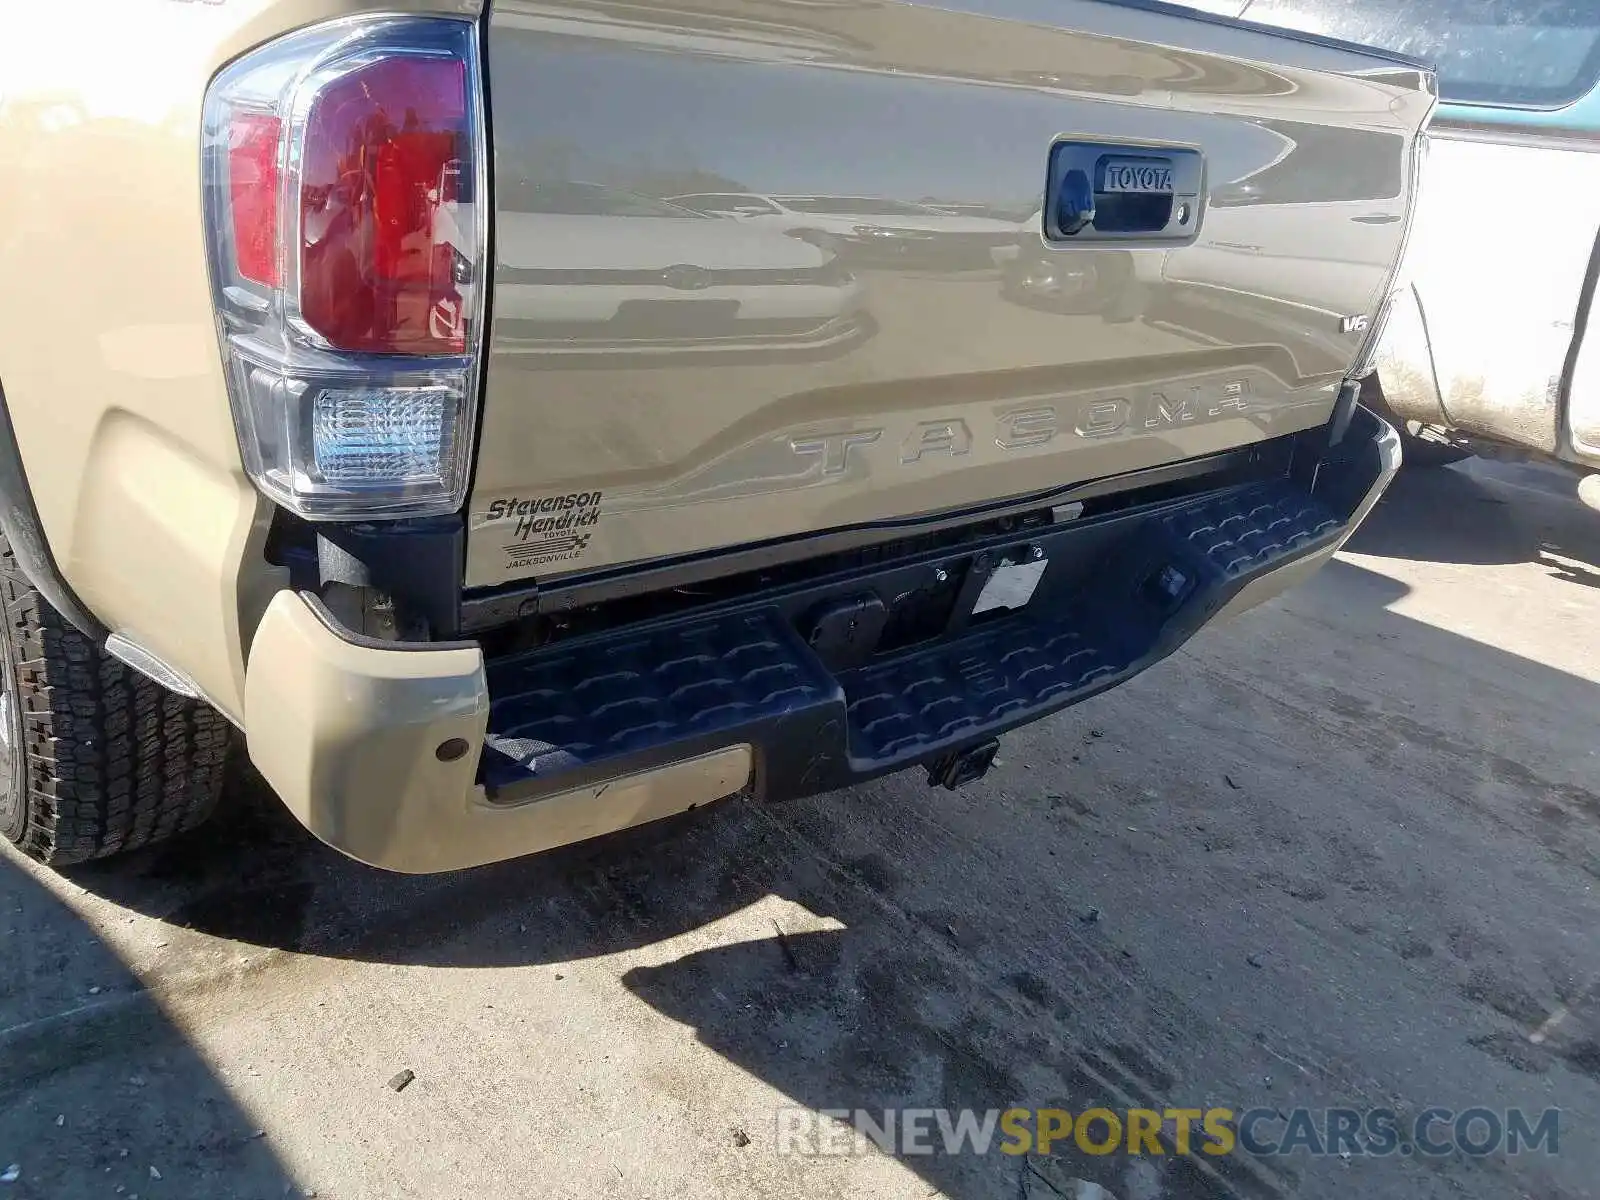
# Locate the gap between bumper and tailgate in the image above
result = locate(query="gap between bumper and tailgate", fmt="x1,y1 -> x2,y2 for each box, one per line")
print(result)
461,443 -> 1270,629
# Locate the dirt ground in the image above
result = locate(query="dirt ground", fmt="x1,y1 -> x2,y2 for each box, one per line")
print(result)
3,457 -> 1598,1200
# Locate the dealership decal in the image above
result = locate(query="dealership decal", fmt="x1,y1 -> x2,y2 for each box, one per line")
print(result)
492,491 -> 603,569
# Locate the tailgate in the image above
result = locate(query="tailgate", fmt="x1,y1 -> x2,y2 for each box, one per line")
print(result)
470,0 -> 1433,589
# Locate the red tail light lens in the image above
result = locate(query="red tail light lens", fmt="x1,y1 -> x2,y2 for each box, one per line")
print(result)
228,113 -> 282,287
298,57 -> 470,355
201,17 -> 484,520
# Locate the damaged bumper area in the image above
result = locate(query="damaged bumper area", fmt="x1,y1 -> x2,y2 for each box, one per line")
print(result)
244,407 -> 1399,874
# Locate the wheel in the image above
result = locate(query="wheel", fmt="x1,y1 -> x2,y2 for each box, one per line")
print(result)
1363,380 -> 1473,468
0,532 -> 229,865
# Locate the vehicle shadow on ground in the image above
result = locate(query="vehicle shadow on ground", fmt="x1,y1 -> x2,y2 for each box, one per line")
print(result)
606,554 -> 1600,1200
58,553 -> 1600,977
0,855 -> 298,1199
1349,459 -> 1600,584
52,555 -> 1600,1199
619,926 -> 1286,1200
59,782 -> 1295,1198
63,762 -> 830,967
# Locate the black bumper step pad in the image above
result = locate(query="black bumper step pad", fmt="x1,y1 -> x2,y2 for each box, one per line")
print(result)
837,484 -> 1340,765
482,611 -> 838,786
1169,486 -> 1341,577
478,437 -> 1378,805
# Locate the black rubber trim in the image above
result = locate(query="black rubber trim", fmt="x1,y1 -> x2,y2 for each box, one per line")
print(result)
1407,281 -> 1452,430
316,516 -> 465,636
1328,378 -> 1360,446
298,591 -> 478,654
0,380 -> 107,641
459,8 -> 496,512
1557,222 -> 1600,461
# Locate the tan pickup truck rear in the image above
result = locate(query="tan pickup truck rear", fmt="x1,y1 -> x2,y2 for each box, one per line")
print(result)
0,0 -> 1430,872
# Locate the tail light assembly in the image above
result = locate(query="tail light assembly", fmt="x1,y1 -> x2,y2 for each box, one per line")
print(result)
202,16 -> 485,518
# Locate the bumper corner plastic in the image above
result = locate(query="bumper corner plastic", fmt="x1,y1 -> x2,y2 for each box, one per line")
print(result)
243,591 -> 752,872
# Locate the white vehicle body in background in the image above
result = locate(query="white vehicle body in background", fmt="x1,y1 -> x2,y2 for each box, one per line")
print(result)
1212,0 -> 1600,471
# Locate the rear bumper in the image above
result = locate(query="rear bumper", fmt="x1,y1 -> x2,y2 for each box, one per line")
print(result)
244,406 -> 1399,873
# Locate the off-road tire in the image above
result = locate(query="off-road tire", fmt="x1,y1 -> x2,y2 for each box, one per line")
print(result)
0,533 -> 229,865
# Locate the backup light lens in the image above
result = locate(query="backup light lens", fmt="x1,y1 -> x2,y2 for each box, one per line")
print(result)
312,386 -> 452,486
201,16 -> 484,519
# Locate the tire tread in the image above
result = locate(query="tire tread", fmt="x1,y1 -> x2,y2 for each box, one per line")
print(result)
1,540 -> 227,864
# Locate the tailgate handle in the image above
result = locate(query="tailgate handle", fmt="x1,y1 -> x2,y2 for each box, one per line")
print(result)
1046,141 -> 1203,244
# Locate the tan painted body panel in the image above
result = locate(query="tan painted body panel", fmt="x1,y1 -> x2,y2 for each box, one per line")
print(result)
469,0 -> 1433,588
245,590 -> 750,872
0,0 -> 478,720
